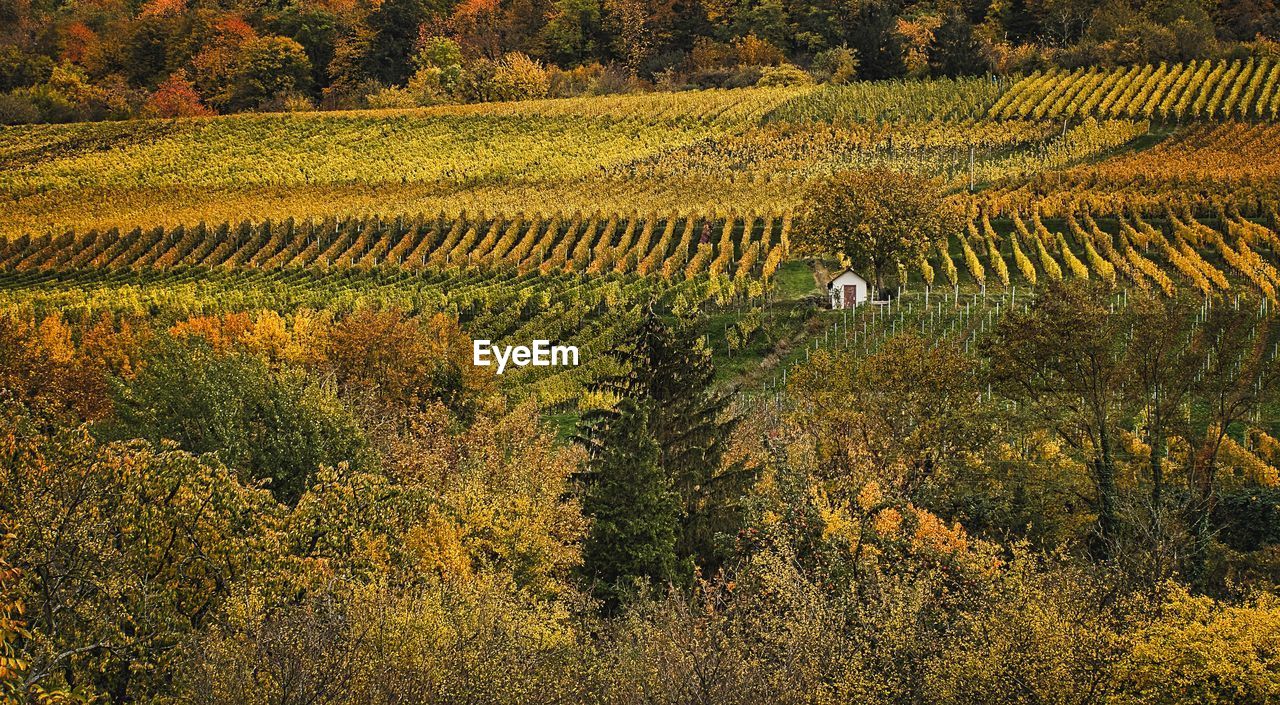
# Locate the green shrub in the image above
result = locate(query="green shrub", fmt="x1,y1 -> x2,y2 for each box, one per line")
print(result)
0,46 -> 54,91
757,64 -> 814,87
811,46 -> 859,84
19,84 -> 78,122
108,337 -> 372,505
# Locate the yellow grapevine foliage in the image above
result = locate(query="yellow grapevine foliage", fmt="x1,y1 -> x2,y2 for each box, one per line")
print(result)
8,205 -> 1280,303
994,59 -> 1280,122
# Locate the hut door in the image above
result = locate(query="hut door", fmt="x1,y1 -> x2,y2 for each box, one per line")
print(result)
843,284 -> 856,308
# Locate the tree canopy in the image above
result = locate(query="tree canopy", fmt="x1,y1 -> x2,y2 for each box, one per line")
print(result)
794,168 -> 959,290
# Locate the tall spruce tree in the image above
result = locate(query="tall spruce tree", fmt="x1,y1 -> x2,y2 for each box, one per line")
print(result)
580,397 -> 681,612
578,308 -> 751,577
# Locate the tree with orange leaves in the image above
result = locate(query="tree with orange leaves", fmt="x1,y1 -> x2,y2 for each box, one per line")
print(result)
143,69 -> 213,117
59,21 -> 99,66
323,309 -> 496,424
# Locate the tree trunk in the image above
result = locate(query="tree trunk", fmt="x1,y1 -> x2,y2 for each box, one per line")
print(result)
1093,424 -> 1119,557
1186,446 -> 1219,589
1150,422 -> 1166,516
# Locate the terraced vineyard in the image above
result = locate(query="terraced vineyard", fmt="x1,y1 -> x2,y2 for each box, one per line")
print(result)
9,204 -> 1280,299
0,87 -> 810,236
0,78 -> 1245,238
7,201 -> 1280,301
915,210 -> 1280,302
6,68 -> 1280,240
992,59 -> 1280,122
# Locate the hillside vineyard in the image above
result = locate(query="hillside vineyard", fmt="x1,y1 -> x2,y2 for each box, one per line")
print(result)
7,51 -> 1280,705
992,59 -> 1280,122
4,67 -> 1280,237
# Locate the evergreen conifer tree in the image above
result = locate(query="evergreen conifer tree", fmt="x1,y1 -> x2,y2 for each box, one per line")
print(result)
578,307 -> 751,578
580,397 -> 681,612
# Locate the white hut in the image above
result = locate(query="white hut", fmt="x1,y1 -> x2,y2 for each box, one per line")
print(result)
827,268 -> 869,309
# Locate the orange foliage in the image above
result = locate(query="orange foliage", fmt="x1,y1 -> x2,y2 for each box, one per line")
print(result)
169,312 -> 255,350
60,21 -> 99,65
733,33 -> 783,66
856,481 -> 883,511
145,70 -> 214,118
452,0 -> 501,21
0,314 -> 111,424
34,313 -> 76,365
213,13 -> 257,43
323,310 -> 496,418
81,313 -> 148,378
139,0 -> 187,18
895,15 -> 941,75
451,0 -> 503,57
872,507 -> 904,538
909,506 -> 970,556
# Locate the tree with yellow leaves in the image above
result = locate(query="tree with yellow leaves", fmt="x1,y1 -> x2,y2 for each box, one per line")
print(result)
1,407 -> 282,700
788,332 -> 989,504
794,169 -> 960,293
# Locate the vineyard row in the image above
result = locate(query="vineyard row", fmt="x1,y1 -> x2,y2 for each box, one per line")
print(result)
991,58 -> 1280,123
0,212 -> 794,283
7,207 -> 1280,303
922,210 -> 1280,304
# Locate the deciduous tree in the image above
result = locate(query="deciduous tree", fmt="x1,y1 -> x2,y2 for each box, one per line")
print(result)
986,280 -> 1132,555
788,332 -> 989,504
110,337 -> 370,505
229,35 -> 311,108
794,169 -> 958,293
